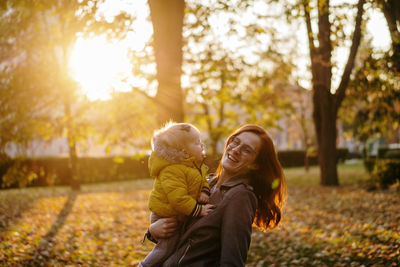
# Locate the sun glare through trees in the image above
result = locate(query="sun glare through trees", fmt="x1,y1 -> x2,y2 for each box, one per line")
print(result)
69,37 -> 132,101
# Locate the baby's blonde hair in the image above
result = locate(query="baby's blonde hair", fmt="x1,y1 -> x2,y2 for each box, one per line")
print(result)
152,122 -> 200,162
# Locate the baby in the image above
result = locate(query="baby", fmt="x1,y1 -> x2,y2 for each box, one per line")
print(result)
139,122 -> 214,267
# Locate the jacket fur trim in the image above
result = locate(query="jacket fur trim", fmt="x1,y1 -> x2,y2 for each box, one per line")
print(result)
152,136 -> 186,163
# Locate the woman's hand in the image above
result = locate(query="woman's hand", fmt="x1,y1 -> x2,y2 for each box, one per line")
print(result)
200,204 -> 215,217
148,217 -> 178,240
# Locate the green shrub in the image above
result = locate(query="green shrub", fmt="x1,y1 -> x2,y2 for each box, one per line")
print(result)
384,149 -> 400,159
363,158 -> 376,173
0,154 -> 13,184
1,157 -> 38,188
337,148 -> 349,162
377,147 -> 400,159
364,147 -> 400,175
0,155 -> 150,189
347,152 -> 362,159
276,148 -> 348,168
372,159 -> 400,188
277,150 -> 318,167
377,147 -> 390,158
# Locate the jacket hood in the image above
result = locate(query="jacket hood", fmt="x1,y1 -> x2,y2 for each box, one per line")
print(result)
148,153 -> 173,177
148,152 -> 200,177
152,135 -> 186,163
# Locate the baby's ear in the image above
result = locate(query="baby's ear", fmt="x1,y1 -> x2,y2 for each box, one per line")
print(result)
182,149 -> 190,158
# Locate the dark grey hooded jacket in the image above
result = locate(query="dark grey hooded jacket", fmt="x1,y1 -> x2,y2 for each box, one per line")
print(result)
162,175 -> 257,267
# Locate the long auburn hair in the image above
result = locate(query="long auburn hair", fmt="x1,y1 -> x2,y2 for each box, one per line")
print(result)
215,124 -> 286,230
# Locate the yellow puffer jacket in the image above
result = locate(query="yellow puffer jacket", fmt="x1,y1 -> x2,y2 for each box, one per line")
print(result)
148,153 -> 209,219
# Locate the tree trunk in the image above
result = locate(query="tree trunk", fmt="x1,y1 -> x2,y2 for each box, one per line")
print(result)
313,87 -> 338,185
304,153 -> 309,172
313,0 -> 338,185
298,95 -> 310,172
303,134 -> 310,172
149,0 -> 185,124
209,137 -> 219,159
202,102 -> 220,159
68,138 -> 80,191
64,101 -> 80,191
303,0 -> 364,185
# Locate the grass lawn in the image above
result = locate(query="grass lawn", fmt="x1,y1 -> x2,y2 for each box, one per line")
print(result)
0,161 -> 399,266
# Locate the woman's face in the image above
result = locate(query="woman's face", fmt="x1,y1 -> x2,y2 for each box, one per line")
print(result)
221,131 -> 262,176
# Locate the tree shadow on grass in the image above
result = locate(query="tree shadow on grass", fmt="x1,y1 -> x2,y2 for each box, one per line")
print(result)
0,187 -> 72,234
0,180 -> 152,266
17,190 -> 78,266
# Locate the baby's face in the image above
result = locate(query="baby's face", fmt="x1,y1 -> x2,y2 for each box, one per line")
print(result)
185,132 -> 205,162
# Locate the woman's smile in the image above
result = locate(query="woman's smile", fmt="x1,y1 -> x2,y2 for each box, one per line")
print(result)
227,153 -> 239,162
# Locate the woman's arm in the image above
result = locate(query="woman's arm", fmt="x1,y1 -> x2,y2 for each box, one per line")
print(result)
148,217 -> 179,241
220,189 -> 257,266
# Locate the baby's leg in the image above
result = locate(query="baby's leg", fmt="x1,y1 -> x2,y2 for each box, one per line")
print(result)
139,213 -> 180,267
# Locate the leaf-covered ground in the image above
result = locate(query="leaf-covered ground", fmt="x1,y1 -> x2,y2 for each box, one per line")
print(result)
0,162 -> 399,266
247,164 -> 400,267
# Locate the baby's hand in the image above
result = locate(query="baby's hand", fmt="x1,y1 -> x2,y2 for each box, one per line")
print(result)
197,192 -> 209,204
200,204 -> 215,217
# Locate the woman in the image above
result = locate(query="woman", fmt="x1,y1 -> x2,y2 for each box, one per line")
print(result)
145,124 -> 286,266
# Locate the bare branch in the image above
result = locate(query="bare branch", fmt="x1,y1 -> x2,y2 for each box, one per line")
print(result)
334,0 -> 365,113
302,0 -> 316,59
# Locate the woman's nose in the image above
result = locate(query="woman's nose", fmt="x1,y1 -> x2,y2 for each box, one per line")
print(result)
231,145 -> 241,154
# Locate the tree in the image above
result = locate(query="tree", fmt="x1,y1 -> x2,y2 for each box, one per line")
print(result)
148,0 -> 185,124
339,0 -> 400,144
185,47 -> 244,158
300,0 -> 365,185
0,3 -> 55,156
341,48 -> 400,143
91,91 -> 157,153
183,0 -> 294,158
1,0 -> 132,189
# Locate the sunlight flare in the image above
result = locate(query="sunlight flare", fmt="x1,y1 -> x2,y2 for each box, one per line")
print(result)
69,36 -> 132,101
